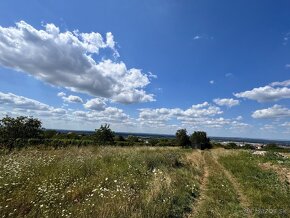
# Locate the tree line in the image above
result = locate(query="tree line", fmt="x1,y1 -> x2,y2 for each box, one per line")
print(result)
0,116 -> 211,150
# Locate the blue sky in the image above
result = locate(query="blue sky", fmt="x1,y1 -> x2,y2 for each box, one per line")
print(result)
1,0 -> 290,139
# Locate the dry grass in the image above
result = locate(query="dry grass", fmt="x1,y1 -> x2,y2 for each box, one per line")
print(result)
0,146 -> 202,217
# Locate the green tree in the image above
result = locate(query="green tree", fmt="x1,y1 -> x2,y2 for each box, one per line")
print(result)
114,135 -> 125,142
94,124 -> 115,145
127,135 -> 139,146
42,129 -> 58,139
175,129 -> 190,147
148,138 -> 159,146
0,116 -> 43,150
190,131 -> 211,150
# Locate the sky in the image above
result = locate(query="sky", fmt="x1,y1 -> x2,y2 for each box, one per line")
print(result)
1,0 -> 290,139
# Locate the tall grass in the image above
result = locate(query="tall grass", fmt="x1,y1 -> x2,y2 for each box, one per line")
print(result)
0,146 -> 202,217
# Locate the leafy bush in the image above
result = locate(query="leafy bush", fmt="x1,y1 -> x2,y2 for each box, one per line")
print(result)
94,124 -> 115,145
0,116 -> 43,150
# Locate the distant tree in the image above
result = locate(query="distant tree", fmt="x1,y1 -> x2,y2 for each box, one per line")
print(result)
42,130 -> 58,139
114,135 -> 125,142
127,135 -> 139,146
94,124 -> 115,145
0,116 -> 43,150
175,129 -> 190,147
148,138 -> 159,146
224,142 -> 238,149
190,131 -> 211,150
243,144 -> 255,150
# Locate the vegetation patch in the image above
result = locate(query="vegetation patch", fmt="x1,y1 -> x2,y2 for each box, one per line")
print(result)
218,151 -> 290,217
0,147 -> 202,217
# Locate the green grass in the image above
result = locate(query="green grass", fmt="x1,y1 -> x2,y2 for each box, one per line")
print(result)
0,146 -> 201,217
218,151 -> 290,217
194,151 -> 244,218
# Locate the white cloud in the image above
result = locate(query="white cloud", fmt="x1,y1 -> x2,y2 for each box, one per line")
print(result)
209,80 -> 214,84
0,91 -> 253,133
213,98 -> 240,107
73,107 -> 131,124
260,124 -> 275,131
193,35 -> 201,40
138,102 -> 223,126
252,105 -> 290,119
57,92 -> 66,97
283,32 -> 290,45
0,91 -> 66,116
148,72 -> 157,79
63,95 -> 83,103
57,92 -> 83,103
225,73 -> 233,77
83,98 -> 106,111
0,21 -> 154,104
0,91 -> 133,126
270,80 -> 290,87
281,122 -> 290,129
234,85 -> 290,102
193,35 -> 213,40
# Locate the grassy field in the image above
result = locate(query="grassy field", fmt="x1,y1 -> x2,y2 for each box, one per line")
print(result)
1,147 -> 290,218
0,147 -> 203,218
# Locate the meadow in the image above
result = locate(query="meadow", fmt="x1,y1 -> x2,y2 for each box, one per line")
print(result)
0,147 -> 203,218
0,146 -> 290,218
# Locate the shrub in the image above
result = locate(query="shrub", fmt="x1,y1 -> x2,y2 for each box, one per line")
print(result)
94,124 -> 115,145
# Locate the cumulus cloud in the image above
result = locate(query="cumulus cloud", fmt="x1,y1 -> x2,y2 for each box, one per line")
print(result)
0,91 -> 133,126
0,21 -> 154,104
0,91 -> 66,116
63,95 -> 83,103
57,92 -> 66,97
138,102 -> 222,122
213,98 -> 240,107
73,107 -> 131,124
57,92 -> 83,103
234,85 -> 290,102
137,102 -> 251,130
83,98 -> 106,111
138,102 -> 224,127
252,105 -> 290,119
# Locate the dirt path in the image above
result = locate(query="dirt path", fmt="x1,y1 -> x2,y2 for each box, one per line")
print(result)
187,150 -> 252,218
187,151 -> 209,218
211,155 -> 251,215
